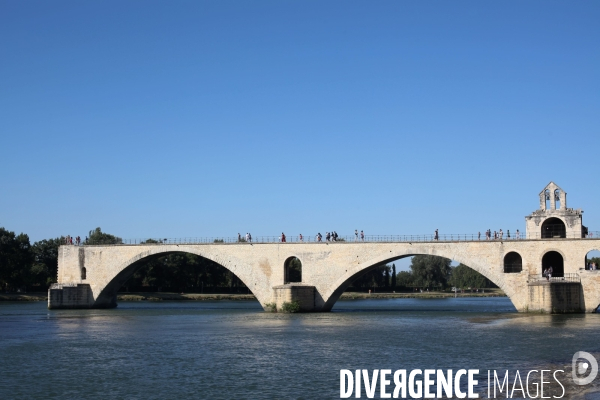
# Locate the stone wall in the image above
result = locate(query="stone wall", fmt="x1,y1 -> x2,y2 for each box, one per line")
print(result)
528,281 -> 583,313
272,284 -> 315,311
50,238 -> 600,313
48,284 -> 93,309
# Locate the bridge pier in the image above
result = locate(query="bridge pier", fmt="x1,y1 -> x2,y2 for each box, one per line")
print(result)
271,284 -> 318,312
527,281 -> 584,313
48,283 -> 96,309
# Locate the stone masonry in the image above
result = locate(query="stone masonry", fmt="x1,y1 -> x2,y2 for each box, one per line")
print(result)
49,238 -> 600,312
49,182 -> 600,313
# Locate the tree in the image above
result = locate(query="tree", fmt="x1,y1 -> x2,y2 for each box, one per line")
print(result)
409,255 -> 452,289
31,237 -> 64,286
391,264 -> 397,289
88,227 -> 122,245
395,271 -> 413,287
449,264 -> 495,289
348,264 -> 390,289
0,227 -> 33,290
383,267 -> 390,289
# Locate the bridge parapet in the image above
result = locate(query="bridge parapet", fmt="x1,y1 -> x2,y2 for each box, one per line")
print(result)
72,231 -> 600,246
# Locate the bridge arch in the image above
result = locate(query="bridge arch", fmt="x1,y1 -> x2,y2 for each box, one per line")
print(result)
92,247 -> 264,308
320,246 -> 514,311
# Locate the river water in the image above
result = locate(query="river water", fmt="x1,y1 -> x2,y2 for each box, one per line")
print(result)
1,297 -> 600,399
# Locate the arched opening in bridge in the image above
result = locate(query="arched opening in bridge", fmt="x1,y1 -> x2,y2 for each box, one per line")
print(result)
344,255 -> 497,294
284,257 -> 302,283
585,250 -> 600,270
325,254 -> 507,312
541,218 -> 566,239
541,251 -> 564,278
81,267 -> 86,280
503,252 -> 522,273
114,251 -> 253,296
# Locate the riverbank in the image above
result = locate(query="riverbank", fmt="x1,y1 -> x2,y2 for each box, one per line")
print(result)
341,288 -> 506,300
0,289 -> 506,302
0,293 -> 48,302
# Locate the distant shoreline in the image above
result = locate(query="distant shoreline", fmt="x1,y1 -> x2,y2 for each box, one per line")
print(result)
0,289 -> 506,303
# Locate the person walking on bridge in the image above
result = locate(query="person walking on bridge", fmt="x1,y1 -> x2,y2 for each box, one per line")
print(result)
360,230 -> 364,241
434,229 -> 439,241
355,230 -> 358,242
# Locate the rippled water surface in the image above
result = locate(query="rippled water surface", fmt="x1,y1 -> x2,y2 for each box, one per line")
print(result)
1,297 -> 600,399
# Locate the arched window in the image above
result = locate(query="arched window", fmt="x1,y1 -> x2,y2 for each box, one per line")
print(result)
504,252 -> 523,273
81,267 -> 87,280
284,257 -> 302,283
545,189 -> 551,210
541,218 -> 566,239
542,251 -> 564,278
585,250 -> 600,270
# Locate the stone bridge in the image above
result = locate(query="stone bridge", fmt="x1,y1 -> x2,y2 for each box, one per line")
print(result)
48,182 -> 600,313
49,238 -> 600,313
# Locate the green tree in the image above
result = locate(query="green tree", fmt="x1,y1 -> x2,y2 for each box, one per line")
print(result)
125,251 -> 245,292
391,264 -> 396,289
383,267 -> 390,289
30,237 -> 64,286
449,263 -> 495,289
349,264 -> 390,289
0,227 -> 33,290
87,227 -> 122,245
409,255 -> 452,289
395,271 -> 413,287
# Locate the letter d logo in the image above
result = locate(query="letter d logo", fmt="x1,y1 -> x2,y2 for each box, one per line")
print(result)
572,351 -> 598,385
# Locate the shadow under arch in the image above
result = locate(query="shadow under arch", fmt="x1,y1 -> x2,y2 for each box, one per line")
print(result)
321,251 -> 512,312
93,250 -> 259,308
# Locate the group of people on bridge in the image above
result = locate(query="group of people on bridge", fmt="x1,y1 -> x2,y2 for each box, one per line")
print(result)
481,229 -> 520,240
273,230 -> 367,242
64,235 -> 85,245
237,233 -> 253,243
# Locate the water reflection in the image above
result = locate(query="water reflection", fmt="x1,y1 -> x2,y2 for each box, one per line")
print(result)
1,298 -> 599,399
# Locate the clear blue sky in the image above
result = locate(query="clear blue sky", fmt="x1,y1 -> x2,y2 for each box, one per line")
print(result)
1,1 -> 599,249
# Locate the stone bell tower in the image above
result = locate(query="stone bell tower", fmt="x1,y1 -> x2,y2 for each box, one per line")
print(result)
525,182 -> 587,239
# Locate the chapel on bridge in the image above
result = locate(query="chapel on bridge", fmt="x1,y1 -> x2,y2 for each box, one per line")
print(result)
525,182 -> 588,239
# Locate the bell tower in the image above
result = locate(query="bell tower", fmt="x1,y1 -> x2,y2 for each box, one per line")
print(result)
525,182 -> 586,239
